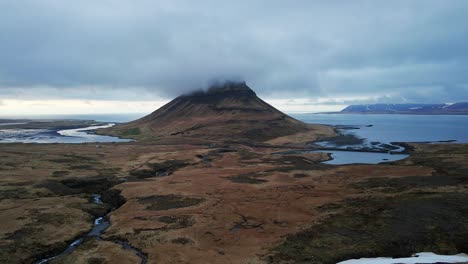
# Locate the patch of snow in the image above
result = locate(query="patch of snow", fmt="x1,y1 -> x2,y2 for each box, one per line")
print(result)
443,103 -> 455,108
337,252 -> 468,264
409,107 -> 422,110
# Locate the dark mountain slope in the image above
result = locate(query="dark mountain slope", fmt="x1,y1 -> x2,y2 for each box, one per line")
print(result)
103,81 -> 326,142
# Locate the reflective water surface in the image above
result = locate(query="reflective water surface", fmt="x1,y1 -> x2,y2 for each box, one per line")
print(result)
0,123 -> 132,143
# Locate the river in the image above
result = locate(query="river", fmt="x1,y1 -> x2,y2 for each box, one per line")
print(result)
34,194 -> 147,264
0,123 -> 132,144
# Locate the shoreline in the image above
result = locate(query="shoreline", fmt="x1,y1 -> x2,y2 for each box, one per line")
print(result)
315,112 -> 468,115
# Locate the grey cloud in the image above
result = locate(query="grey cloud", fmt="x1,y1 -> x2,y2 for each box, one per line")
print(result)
0,0 -> 468,103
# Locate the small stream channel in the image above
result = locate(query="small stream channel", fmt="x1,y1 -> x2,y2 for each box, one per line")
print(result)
34,194 -> 147,264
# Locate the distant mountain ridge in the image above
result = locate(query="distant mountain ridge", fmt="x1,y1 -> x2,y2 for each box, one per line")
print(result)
340,102 -> 468,114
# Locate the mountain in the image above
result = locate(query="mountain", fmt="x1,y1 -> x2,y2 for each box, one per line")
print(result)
340,102 -> 468,114
104,81 -> 325,142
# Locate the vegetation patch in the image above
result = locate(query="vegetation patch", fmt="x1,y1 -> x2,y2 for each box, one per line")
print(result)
269,156 -> 331,172
101,189 -> 126,208
227,172 -> 268,184
121,127 -> 141,136
0,210 -> 91,264
51,170 -> 69,177
138,195 -> 204,211
0,186 -> 32,200
49,154 -> 98,164
316,133 -> 364,146
69,164 -> 94,170
171,237 -> 193,245
357,151 -> 468,193
352,175 -> 467,193
158,215 -> 195,228
293,173 -> 309,178
133,215 -> 194,235
230,215 -> 263,231
128,160 -> 189,180
87,257 -> 106,264
37,177 -> 123,196
267,192 -> 468,264
0,227 -> 65,264
128,169 -> 159,180
35,180 -> 77,195
97,167 -> 122,177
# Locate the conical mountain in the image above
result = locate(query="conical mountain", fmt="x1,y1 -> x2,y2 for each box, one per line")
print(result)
106,81 -> 324,142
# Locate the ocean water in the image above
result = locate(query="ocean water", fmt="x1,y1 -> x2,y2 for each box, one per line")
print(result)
0,113 -> 145,123
292,114 -> 468,144
5,112 -> 467,144
1,113 -> 467,151
289,113 -> 467,165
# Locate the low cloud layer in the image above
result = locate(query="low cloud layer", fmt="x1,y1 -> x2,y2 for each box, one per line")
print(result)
1,1 -> 468,104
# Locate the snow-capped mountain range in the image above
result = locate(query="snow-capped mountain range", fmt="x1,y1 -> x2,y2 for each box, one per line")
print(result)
340,102 -> 468,114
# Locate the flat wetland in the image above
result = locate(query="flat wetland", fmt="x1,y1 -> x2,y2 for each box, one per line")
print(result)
0,120 -> 467,263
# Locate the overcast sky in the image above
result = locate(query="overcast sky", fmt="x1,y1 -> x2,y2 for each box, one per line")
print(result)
1,1 -> 468,115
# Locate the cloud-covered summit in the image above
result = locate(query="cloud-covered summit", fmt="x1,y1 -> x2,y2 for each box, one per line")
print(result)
1,1 -> 468,104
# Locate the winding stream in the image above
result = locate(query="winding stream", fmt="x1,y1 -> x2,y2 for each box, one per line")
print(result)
34,194 -> 147,264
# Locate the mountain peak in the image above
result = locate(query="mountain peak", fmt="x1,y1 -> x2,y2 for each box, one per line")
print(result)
181,80 -> 256,98
106,82 -> 315,142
